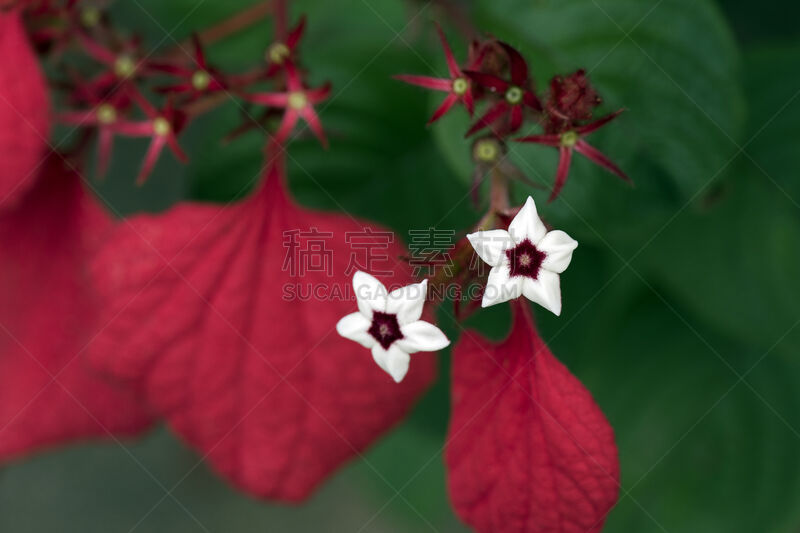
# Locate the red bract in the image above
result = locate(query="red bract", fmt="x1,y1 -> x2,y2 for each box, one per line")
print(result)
446,301 -> 619,533
394,23 -> 485,124
0,10 -> 50,209
151,34 -> 226,98
516,110 -> 629,201
87,155 -> 435,500
464,42 -> 542,136
244,61 -> 331,147
0,156 -> 153,461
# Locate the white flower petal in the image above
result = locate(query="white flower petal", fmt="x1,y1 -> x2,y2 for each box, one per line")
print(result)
466,229 -> 514,267
353,270 -> 387,316
372,344 -> 411,383
371,344 -> 390,373
508,196 -> 547,245
397,320 -> 450,354
336,312 -> 375,349
538,230 -> 578,274
386,279 -> 428,325
522,270 -> 562,316
481,258 -> 523,308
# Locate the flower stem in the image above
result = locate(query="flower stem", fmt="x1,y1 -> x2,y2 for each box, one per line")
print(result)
194,1 -> 274,46
489,165 -> 510,214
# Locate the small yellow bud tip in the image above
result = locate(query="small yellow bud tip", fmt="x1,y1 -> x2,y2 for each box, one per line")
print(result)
288,91 -> 308,110
505,86 -> 523,105
96,105 -> 116,125
81,7 -> 100,27
114,56 -> 136,79
474,139 -> 500,163
560,131 -> 579,148
152,117 -> 171,136
192,70 -> 211,91
267,42 -> 290,64
452,77 -> 469,95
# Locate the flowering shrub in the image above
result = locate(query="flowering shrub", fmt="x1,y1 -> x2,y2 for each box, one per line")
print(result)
3,0 -> 798,532
0,0 -> 628,528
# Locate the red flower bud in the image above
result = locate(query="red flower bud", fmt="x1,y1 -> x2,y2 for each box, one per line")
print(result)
546,69 -> 601,133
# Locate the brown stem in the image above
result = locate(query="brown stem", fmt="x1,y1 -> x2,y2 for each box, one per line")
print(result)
195,1 -> 274,46
182,91 -> 230,117
159,1 -> 273,69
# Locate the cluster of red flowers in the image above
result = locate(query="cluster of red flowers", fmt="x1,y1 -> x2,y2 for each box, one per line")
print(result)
30,0 -> 329,183
397,25 -> 630,201
0,2 -> 624,532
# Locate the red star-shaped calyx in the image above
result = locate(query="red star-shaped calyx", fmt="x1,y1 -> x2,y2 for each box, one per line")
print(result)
57,90 -> 130,178
110,90 -> 188,184
464,42 -> 542,136
515,70 -> 629,201
394,23 -> 486,124
77,32 -> 147,96
265,7 -> 306,78
150,34 -> 226,98
244,61 -> 331,147
515,69 -> 629,202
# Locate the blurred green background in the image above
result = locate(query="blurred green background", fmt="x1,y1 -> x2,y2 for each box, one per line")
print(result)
3,0 -> 800,531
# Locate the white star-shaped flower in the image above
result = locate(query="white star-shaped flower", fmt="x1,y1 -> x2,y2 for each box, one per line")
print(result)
336,271 -> 450,383
467,196 -> 578,315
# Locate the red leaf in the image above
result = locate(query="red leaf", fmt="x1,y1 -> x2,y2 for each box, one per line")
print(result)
0,157 -> 153,461
88,157 -> 436,501
446,302 -> 619,533
0,11 -> 50,210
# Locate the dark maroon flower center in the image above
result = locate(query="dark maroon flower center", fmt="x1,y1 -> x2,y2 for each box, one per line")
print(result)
506,239 -> 546,280
368,311 -> 403,350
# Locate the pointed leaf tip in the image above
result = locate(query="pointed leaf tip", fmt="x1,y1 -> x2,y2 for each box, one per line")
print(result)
446,301 -> 619,532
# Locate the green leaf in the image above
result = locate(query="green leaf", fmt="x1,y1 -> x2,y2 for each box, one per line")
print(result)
637,42 -> 800,360
638,169 -> 800,361
569,292 -> 800,532
742,43 -> 800,206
